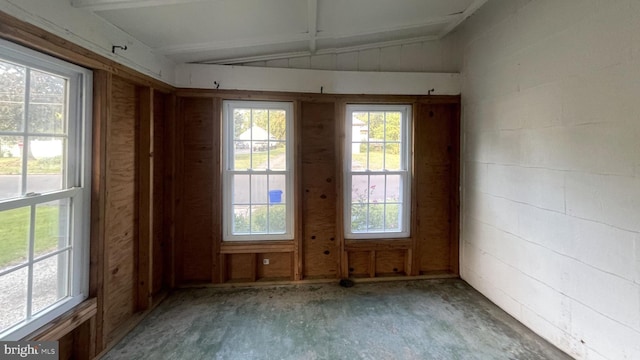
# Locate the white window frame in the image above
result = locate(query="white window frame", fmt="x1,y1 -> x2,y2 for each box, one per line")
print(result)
344,104 -> 412,239
222,100 -> 294,241
0,39 -> 92,340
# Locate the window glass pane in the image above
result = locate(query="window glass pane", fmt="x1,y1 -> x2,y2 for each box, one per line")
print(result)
384,143 -> 401,170
368,112 -> 384,141
0,267 -> 27,333
26,136 -> 64,194
368,143 -> 384,171
385,174 -> 401,202
34,199 -> 69,257
28,70 -> 66,134
268,174 -> 286,204
369,175 -> 385,203
250,174 -> 268,204
268,205 -> 286,233
350,203 -> 367,232
233,109 -> 250,139
250,205 -> 268,233
0,135 -> 23,199
385,112 -> 401,142
0,60 -> 25,132
268,141 -> 286,170
352,112 -> 368,130
351,142 -> 367,171
233,141 -> 250,170
32,251 -> 69,315
385,203 -> 401,232
351,174 -> 369,202
368,204 -> 384,231
232,205 -> 250,234
0,206 -> 30,270
250,142 -> 268,170
232,174 -> 250,204
269,110 -> 286,140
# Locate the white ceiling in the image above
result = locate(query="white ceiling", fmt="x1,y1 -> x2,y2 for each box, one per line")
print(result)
71,0 -> 487,64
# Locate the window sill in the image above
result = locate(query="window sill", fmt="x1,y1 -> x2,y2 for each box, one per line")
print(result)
344,238 -> 412,251
25,297 -> 97,341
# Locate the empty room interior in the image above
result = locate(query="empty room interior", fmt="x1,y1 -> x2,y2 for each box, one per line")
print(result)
0,0 -> 638,359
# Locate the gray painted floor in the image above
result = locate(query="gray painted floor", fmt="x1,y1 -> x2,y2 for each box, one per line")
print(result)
103,279 -> 572,360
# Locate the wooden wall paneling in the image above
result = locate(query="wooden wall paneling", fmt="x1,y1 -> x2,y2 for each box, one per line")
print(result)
294,101 -> 303,281
347,251 -> 371,278
375,250 -> 406,276
409,103 -> 419,276
369,251 -> 376,278
136,86 -> 152,312
152,91 -> 166,294
257,252 -> 293,280
90,70 -> 110,353
225,253 -> 256,282
103,76 -> 138,344
178,97 -> 215,283
300,102 -> 339,279
450,103 -> 461,275
164,94 -> 177,288
335,101 -> 347,279
174,97 -> 185,285
415,103 -> 455,274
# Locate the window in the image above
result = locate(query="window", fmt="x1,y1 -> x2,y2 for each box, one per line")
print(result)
344,104 -> 411,239
222,101 -> 294,241
0,39 -> 91,340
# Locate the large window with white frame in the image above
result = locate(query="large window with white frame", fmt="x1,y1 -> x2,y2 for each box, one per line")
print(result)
222,101 -> 294,241
344,104 -> 411,239
0,39 -> 91,340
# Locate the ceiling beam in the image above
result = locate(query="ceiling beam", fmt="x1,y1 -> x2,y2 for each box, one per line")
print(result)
199,35 -> 439,65
307,0 -> 318,53
317,14 -> 457,41
162,15 -> 454,57
71,0 -> 206,12
157,33 -> 311,55
438,0 -> 489,38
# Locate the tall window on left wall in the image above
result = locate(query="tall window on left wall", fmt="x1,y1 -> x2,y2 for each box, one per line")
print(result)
0,39 -> 92,340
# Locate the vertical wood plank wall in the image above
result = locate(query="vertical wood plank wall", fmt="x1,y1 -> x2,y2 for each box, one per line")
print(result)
301,102 -> 340,278
174,93 -> 460,284
103,76 -> 138,344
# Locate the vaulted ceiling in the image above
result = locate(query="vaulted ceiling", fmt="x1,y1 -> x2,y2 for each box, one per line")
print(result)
71,0 -> 487,64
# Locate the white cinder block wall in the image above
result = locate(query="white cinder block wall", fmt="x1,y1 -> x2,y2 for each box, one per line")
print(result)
451,0 -> 640,359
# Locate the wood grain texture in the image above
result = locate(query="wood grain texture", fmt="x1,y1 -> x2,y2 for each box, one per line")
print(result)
375,250 -> 406,276
137,86 -> 152,312
104,76 -> 137,345
415,103 -> 458,274
225,253 -> 255,282
152,92 -> 166,294
301,102 -> 339,278
90,70 -> 110,353
257,252 -> 293,280
177,97 -> 215,282
347,251 -> 371,278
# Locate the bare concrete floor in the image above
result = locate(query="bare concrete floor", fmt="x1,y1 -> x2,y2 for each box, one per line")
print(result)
103,279 -> 572,360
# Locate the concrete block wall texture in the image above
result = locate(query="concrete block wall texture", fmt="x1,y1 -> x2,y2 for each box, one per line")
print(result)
451,0 -> 640,359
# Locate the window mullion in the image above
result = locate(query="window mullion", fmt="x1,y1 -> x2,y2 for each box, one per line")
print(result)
26,204 -> 35,319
